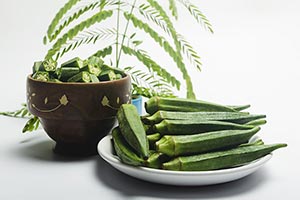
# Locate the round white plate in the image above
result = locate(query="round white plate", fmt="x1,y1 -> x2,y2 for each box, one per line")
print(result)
97,135 -> 272,186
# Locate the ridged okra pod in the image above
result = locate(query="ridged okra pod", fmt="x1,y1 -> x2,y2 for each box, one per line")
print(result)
117,104 -> 149,158
144,111 -> 265,125
145,97 -> 236,115
228,104 -> 251,111
154,119 -> 254,135
163,143 -> 287,171
147,133 -> 161,150
156,127 -> 261,157
145,152 -> 170,169
112,127 -> 144,166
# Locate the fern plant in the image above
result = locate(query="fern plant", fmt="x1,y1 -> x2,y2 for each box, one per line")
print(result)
43,0 -> 213,99
1,0 -> 213,133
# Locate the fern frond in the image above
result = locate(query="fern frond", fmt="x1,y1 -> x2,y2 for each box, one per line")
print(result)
45,10 -> 113,60
177,34 -> 202,71
169,0 -> 178,20
145,0 -> 182,54
45,0 -> 82,44
138,4 -> 171,36
124,13 -> 195,98
48,1 -> 100,43
176,0 -> 213,33
125,67 -> 175,98
57,28 -> 116,58
90,45 -> 113,58
122,46 -> 180,90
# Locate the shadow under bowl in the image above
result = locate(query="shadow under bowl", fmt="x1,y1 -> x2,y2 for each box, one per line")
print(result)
26,75 -> 131,156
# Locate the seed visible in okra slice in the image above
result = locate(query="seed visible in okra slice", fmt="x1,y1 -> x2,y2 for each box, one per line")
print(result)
42,59 -> 57,72
33,71 -> 50,82
88,56 -> 104,68
88,64 -> 102,76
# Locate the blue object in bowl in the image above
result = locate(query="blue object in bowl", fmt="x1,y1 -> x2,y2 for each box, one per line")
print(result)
131,95 -> 143,115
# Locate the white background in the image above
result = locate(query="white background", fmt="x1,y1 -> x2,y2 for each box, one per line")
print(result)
0,0 -> 299,199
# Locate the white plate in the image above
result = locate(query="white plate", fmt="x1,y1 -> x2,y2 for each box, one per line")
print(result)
97,135 -> 272,186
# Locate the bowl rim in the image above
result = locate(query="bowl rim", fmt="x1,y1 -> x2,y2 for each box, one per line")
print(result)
27,73 -> 130,86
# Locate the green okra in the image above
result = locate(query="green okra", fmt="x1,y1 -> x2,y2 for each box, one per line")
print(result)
117,104 -> 149,158
228,104 -> 251,111
61,57 -> 84,68
98,70 -> 117,81
246,119 -> 267,126
145,96 -> 237,115
145,152 -> 170,169
239,139 -> 264,147
67,71 -> 91,83
163,143 -> 287,171
144,111 -> 265,125
32,61 -> 44,73
147,133 -> 161,150
156,127 -> 261,157
154,119 -> 254,135
32,71 -> 50,82
58,67 -> 80,81
89,74 -> 100,83
112,127 -> 144,166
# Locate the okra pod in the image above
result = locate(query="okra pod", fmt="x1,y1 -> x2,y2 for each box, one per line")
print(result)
228,104 -> 251,111
61,57 -> 84,68
145,97 -> 237,115
117,104 -> 149,158
67,71 -> 91,83
156,127 -> 260,157
144,111 -> 265,125
147,133 -> 161,150
145,152 -> 169,169
154,119 -> 254,135
58,67 -> 80,81
163,143 -> 287,171
112,127 -> 144,166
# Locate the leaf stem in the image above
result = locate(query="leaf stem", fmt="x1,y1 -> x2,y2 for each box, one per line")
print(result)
116,0 -> 121,67
116,0 -> 137,68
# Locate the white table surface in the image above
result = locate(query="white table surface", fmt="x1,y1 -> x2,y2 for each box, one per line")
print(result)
1,0 -> 299,199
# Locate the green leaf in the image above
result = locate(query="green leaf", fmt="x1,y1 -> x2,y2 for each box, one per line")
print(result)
22,116 -> 40,133
48,1 -> 101,42
169,0 -> 178,20
124,13 -> 195,98
57,28 -> 116,59
122,46 -> 181,90
45,10 -> 113,60
46,0 -> 82,42
176,0 -> 214,33
177,34 -> 202,71
0,104 -> 32,118
91,45 -> 113,58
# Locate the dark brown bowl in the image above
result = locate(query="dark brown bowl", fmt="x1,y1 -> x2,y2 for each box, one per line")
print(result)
26,75 -> 131,156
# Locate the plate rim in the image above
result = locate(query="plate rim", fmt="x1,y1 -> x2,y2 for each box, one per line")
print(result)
98,135 -> 272,176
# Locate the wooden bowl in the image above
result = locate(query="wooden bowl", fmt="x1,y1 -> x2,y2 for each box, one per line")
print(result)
26,75 -> 131,156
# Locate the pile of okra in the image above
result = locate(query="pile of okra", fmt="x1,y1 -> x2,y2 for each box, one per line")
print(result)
31,56 -> 125,83
113,97 -> 287,171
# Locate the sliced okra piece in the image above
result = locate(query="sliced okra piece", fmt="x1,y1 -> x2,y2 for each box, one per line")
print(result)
98,70 -> 117,81
32,71 -> 50,82
58,67 -> 80,81
89,74 -> 100,83
61,57 -> 84,68
67,71 -> 91,83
